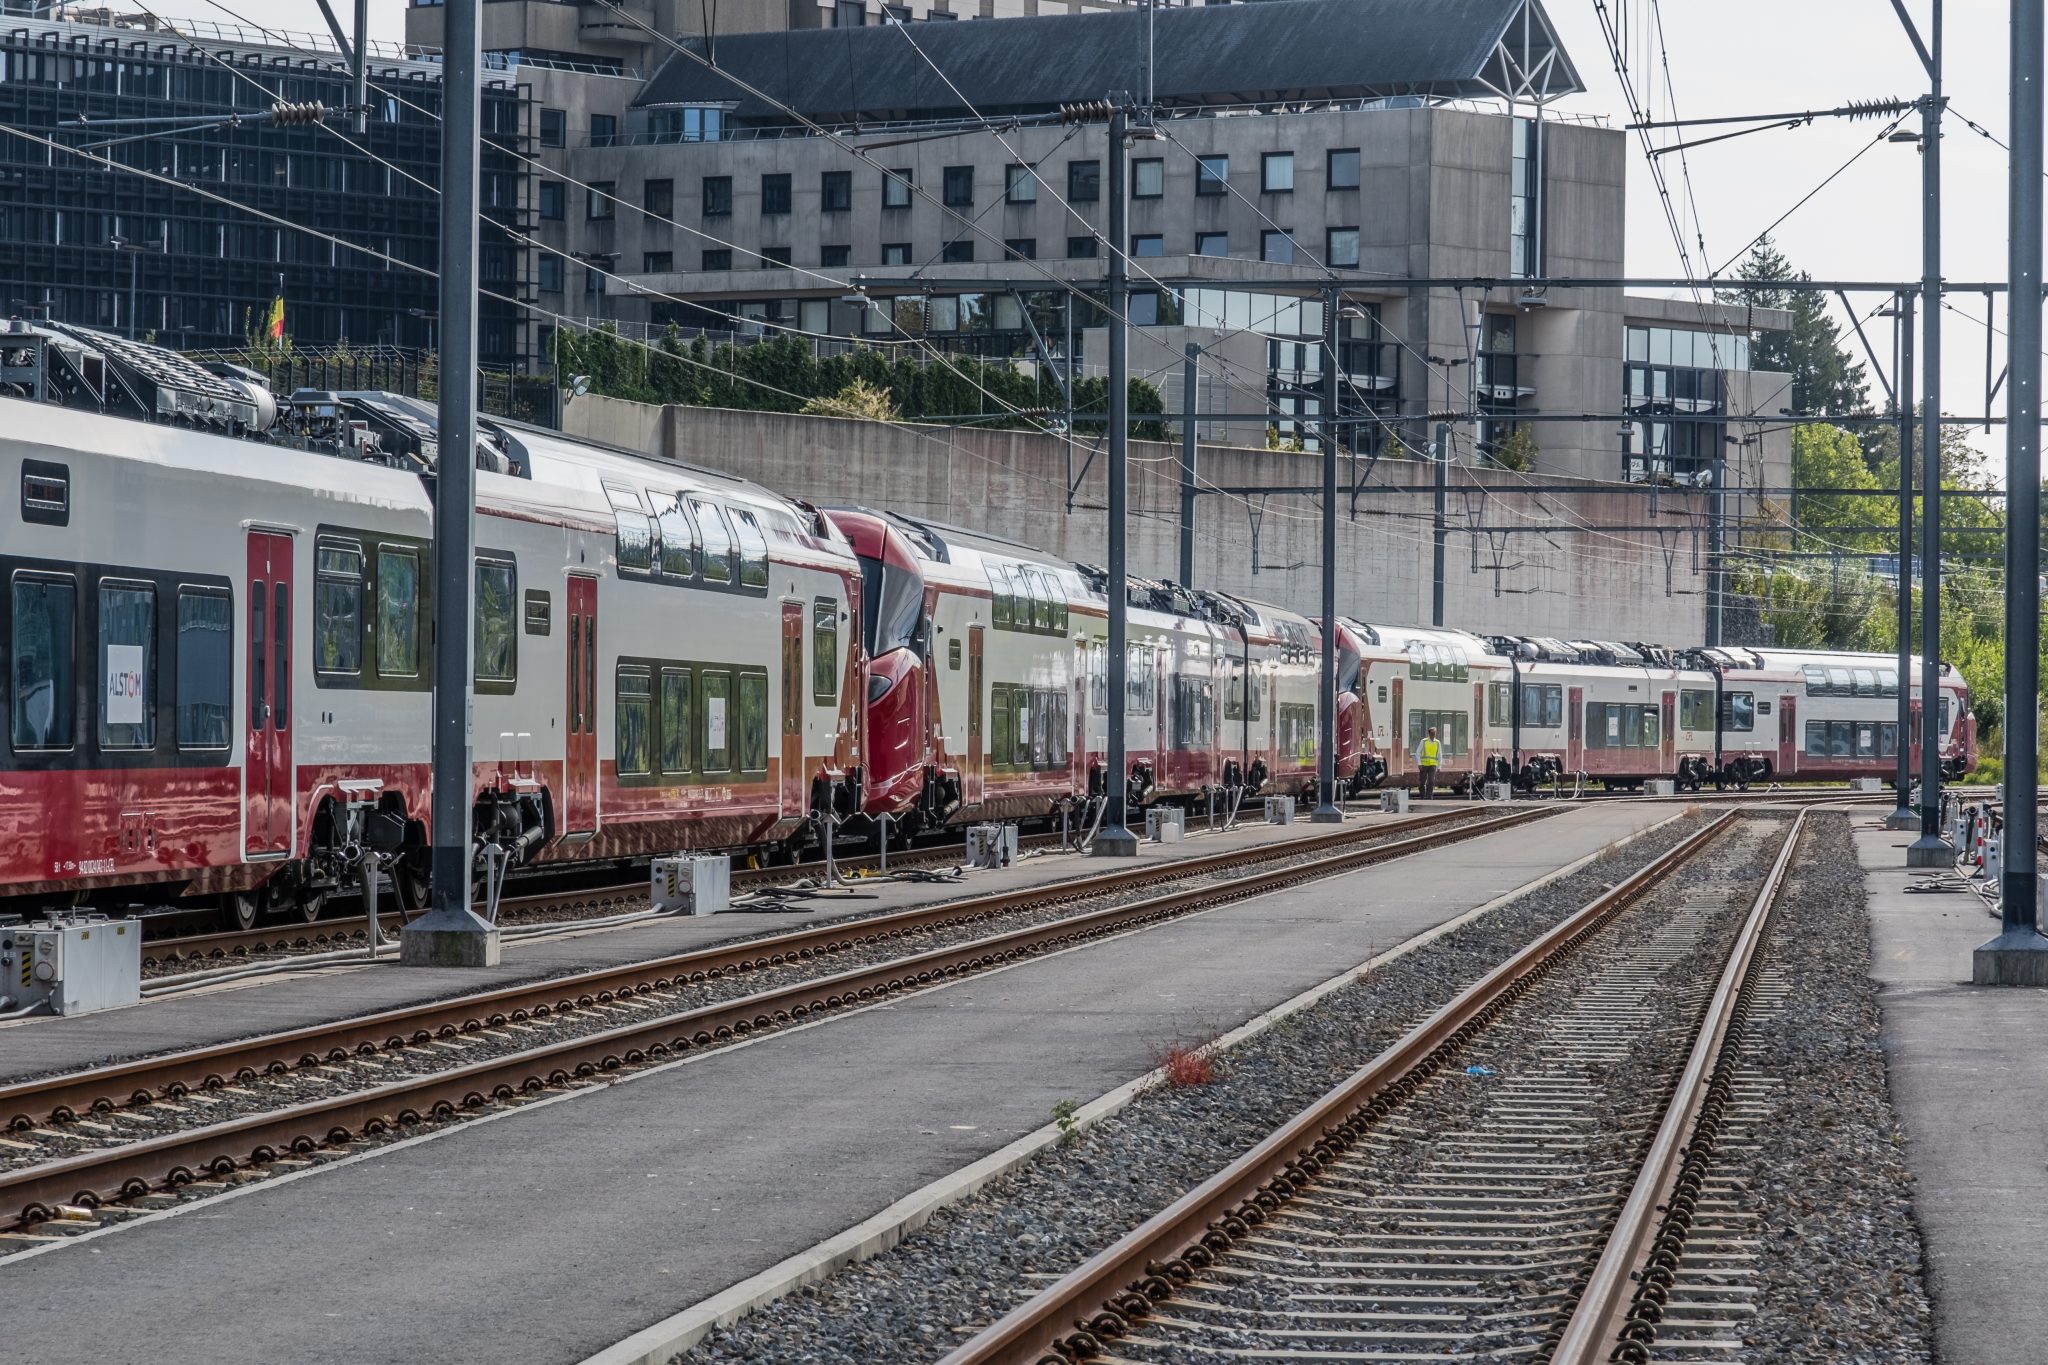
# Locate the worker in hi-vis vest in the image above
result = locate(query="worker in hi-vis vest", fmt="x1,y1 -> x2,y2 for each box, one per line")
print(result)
1415,725 -> 1442,799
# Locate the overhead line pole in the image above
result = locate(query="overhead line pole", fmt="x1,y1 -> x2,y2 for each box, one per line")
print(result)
403,0 -> 500,966
1179,342 -> 1197,587
1094,98 -> 1138,858
1887,291 -> 1919,830
1313,286 -> 1342,822
1976,0 -> 2048,982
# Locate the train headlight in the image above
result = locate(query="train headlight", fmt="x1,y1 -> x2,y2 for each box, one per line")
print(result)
867,673 -> 895,704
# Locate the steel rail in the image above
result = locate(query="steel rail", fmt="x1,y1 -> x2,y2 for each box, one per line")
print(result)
1546,810 -> 1809,1364
0,806 -> 1539,1150
934,810 -> 1741,1365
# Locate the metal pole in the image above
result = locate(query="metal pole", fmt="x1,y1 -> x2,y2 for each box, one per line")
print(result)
352,0 -> 369,135
1976,0 -> 2048,980
1706,445 -> 1724,647
1313,286 -> 1342,821
128,250 -> 138,341
1887,291 -> 1919,828
1095,101 -> 1138,857
1432,421 -> 1450,627
1179,342 -> 1197,586
1909,4 -> 1954,866
402,0 -> 500,964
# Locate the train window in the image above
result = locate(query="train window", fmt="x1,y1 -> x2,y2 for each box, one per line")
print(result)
991,685 -> 1013,767
21,459 -> 68,526
1855,724 -> 1878,757
1827,666 -> 1853,695
475,558 -> 518,687
175,587 -> 232,750
273,584 -> 290,733
1679,688 -> 1714,732
1853,667 -> 1878,697
656,496 -> 699,580
615,667 -> 652,776
731,510 -> 770,589
1802,664 -> 1829,696
1880,723 -> 1899,757
1014,568 -> 1041,634
1941,697 -> 1952,732
812,598 -> 839,704
949,637 -> 962,670
10,572 -> 75,752
660,667 -> 694,775
1879,668 -> 1899,697
1804,721 -> 1827,757
314,539 -> 364,675
376,547 -> 422,678
1621,704 -> 1644,748
1720,691 -> 1755,731
608,486 -> 655,576
1127,645 -> 1155,715
524,590 -> 551,636
1050,577 -> 1069,634
701,671 -> 732,773
1487,682 -> 1512,726
990,565 -> 1013,630
97,579 -> 156,751
1831,720 -> 1854,757
1172,677 -> 1214,749
1641,708 -> 1660,750
1451,647 -> 1469,683
692,500 -> 735,585
738,672 -> 769,773
1031,570 -> 1056,633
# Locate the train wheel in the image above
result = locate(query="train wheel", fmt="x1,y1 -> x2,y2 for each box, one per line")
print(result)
226,887 -> 268,932
393,861 -> 431,913
296,886 -> 329,924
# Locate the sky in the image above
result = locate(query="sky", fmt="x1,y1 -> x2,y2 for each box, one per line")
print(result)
240,0 -> 2027,462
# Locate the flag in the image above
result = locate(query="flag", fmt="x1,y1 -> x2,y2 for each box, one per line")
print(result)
266,294 -> 285,342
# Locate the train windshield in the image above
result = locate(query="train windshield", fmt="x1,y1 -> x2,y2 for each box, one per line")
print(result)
1336,642 -> 1361,696
858,554 -> 927,657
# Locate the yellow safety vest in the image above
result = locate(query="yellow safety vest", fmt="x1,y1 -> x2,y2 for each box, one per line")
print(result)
1421,738 -> 1441,766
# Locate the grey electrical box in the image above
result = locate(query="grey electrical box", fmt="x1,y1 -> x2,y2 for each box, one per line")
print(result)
1145,808 -> 1186,843
966,823 -> 1018,869
651,855 -> 732,916
1265,796 -> 1297,825
2,915 -> 142,1017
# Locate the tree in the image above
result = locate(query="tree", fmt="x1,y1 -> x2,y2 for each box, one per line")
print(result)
1718,236 -> 1870,418
1489,423 -> 1538,472
800,378 -> 900,422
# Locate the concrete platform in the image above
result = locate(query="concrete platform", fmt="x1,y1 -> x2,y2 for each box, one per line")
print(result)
1860,822 -> 2048,1365
0,806 -> 1428,1083
0,802 -> 1676,1365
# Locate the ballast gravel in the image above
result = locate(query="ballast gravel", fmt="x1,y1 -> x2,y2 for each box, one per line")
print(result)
674,809 -> 1727,1365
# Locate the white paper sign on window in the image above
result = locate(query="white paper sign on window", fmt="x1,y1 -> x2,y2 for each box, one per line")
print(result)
106,644 -> 146,726
706,695 -> 728,749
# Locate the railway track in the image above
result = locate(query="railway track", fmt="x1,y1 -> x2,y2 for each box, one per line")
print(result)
935,807 -> 1804,1365
0,803 -> 1555,1237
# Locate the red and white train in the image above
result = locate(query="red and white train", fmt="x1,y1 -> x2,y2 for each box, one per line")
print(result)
0,324 -> 1975,928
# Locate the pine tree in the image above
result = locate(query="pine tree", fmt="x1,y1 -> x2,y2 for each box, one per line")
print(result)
1717,236 -> 1870,418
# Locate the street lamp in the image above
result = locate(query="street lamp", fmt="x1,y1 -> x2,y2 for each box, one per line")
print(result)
109,235 -> 165,341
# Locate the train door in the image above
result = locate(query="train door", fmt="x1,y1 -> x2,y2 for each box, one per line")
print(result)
965,625 -> 985,804
562,574 -> 598,836
243,531 -> 294,858
1660,691 -> 1676,770
1567,687 -> 1585,772
1471,681 -> 1485,777
780,602 -> 805,816
1389,677 -> 1405,778
1777,694 -> 1799,777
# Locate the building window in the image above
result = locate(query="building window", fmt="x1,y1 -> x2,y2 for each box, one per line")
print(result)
1195,231 -> 1228,257
538,180 -> 564,220
885,2 -> 910,19
643,178 -> 673,217
821,244 -> 851,267
1132,157 -> 1163,199
649,105 -> 724,142
1328,147 -> 1360,190
590,113 -> 617,147
836,0 -> 864,23
760,246 -> 791,268
703,248 -> 732,271
882,242 -> 913,265
1512,116 -> 1540,277
1067,235 -> 1099,259
703,176 -> 732,216
1261,230 -> 1294,264
821,170 -> 852,212
761,173 -> 792,215
941,238 -> 974,264
1005,163 -> 1037,204
1261,152 -> 1294,193
643,251 -> 673,273
584,267 -> 606,295
539,108 -> 565,148
1130,292 -> 1161,326
1005,238 -> 1036,260
883,168 -> 913,209
1196,155 -> 1228,195
1326,227 -> 1359,268
943,165 -> 974,208
1131,234 -> 1164,258
1068,159 -> 1100,203
588,183 -> 615,219
538,252 -> 563,291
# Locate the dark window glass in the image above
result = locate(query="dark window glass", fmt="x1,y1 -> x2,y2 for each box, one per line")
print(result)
693,499 -> 736,584
584,267 -> 606,297
882,168 -> 913,209
590,113 -> 617,147
941,238 -> 974,264
1261,230 -> 1294,264
272,583 -> 289,731
881,242 -> 913,266
821,170 -> 852,212
1262,152 -> 1294,192
1327,147 -> 1360,190
617,667 -> 652,775
702,670 -> 733,771
702,248 -> 732,271
821,244 -> 851,267
942,164 -> 974,208
1195,231 -> 1228,257
835,0 -> 864,25
738,673 -> 769,770
759,246 -> 791,268
1004,238 -> 1036,260
475,559 -> 517,685
813,598 -> 839,703
702,176 -> 732,216
538,253 -> 563,291
98,580 -> 155,750
761,173 -> 792,215
1005,163 -> 1037,204
539,108 -> 565,148
1131,234 -> 1164,258
608,488 -> 654,573
731,509 -> 771,588
660,667 -> 693,774
523,591 -> 551,636
1327,227 -> 1359,268
1720,691 -> 1754,731
1067,235 -> 1099,259
314,540 -> 363,674
643,178 -> 673,217
176,588 -> 231,749
538,181 -> 564,220
1068,159 -> 1100,202
376,547 -> 421,677
588,182 -> 615,219
643,251 -> 673,273
1132,157 -> 1163,198
1196,155 -> 1228,195
656,495 -> 698,579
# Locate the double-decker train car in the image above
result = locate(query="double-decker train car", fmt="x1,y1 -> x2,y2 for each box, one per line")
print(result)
1,323 -> 862,927
1481,638 -> 1719,792
1334,621 -> 1513,795
1691,646 -> 1975,784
